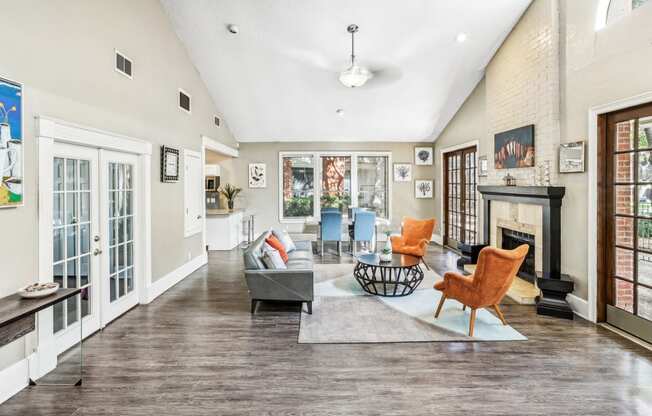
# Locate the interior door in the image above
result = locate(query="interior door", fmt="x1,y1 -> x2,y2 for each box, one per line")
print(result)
444,146 -> 478,249
100,150 -> 140,325
52,143 -> 101,353
605,103 -> 652,343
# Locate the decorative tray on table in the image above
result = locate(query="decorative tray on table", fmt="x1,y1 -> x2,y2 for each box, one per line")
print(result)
18,282 -> 59,299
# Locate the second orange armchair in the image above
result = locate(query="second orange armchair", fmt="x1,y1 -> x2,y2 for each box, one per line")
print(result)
390,217 -> 436,269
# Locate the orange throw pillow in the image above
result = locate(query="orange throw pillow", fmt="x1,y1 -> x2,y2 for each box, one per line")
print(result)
265,235 -> 289,263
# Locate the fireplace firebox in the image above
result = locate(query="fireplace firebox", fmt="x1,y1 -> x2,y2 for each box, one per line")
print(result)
501,229 -> 535,284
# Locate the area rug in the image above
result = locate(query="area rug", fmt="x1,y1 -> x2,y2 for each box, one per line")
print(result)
298,263 -> 527,343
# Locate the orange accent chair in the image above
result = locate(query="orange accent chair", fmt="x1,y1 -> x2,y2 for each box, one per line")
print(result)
433,244 -> 529,337
390,217 -> 436,270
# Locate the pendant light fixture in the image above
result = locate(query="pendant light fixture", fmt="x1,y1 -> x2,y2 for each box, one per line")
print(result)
339,24 -> 373,88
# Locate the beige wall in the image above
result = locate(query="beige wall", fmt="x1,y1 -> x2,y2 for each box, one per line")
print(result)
231,142 -> 437,236
0,0 -> 236,369
434,0 -> 652,301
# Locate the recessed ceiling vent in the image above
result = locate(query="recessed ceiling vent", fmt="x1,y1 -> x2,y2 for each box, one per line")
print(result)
115,50 -> 132,78
179,89 -> 191,113
214,115 -> 221,127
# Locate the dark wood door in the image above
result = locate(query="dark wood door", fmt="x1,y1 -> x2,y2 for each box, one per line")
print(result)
444,146 -> 478,249
604,102 -> 652,343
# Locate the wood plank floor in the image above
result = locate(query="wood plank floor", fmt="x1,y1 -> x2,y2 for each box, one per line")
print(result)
2,244 -> 652,415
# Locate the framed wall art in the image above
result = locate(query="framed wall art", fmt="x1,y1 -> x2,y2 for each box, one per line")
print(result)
0,77 -> 23,207
478,155 -> 488,177
160,145 -> 180,182
559,141 -> 585,173
415,180 -> 433,199
393,163 -> 412,182
494,124 -> 535,169
248,163 -> 266,188
414,147 -> 433,165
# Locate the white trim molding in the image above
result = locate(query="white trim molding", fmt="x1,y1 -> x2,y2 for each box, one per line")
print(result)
587,90 -> 652,323
36,116 -> 152,155
0,357 -> 30,405
144,253 -> 207,304
202,135 -> 239,158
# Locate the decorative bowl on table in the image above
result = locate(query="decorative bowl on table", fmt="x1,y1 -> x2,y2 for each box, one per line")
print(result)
18,282 -> 59,299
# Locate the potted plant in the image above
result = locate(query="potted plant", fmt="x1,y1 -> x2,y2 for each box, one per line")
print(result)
219,183 -> 242,210
380,231 -> 393,262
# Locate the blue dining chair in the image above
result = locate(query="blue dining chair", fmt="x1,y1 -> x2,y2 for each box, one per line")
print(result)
321,207 -> 340,213
350,210 -> 376,255
320,211 -> 343,256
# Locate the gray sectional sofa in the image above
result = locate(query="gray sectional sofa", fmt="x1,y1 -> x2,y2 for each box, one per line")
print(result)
243,230 -> 314,314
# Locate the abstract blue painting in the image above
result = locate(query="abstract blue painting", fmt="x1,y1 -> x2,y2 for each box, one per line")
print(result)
0,77 -> 23,207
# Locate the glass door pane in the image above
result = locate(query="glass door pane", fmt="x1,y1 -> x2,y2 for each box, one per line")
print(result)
108,162 -> 135,303
52,158 -> 93,334
320,156 -> 351,213
445,146 -> 477,249
356,156 -> 388,218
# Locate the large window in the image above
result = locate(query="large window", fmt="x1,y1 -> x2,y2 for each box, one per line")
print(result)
282,155 -> 315,218
279,152 -> 390,221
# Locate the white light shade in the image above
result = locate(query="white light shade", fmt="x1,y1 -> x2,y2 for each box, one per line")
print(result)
339,64 -> 372,88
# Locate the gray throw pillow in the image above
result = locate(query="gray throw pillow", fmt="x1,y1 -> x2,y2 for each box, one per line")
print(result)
262,249 -> 287,270
272,229 -> 296,253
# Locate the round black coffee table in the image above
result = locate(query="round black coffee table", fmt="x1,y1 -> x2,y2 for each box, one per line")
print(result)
353,253 -> 424,297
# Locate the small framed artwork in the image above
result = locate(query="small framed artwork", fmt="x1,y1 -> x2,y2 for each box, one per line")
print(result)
160,145 -> 180,182
414,147 -> 433,165
0,77 -> 23,208
393,163 -> 412,182
415,180 -> 433,199
248,163 -> 266,188
205,176 -> 219,191
559,141 -> 585,173
478,155 -> 488,177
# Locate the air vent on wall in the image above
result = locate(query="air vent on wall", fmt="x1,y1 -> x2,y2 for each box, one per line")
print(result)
214,115 -> 221,127
115,50 -> 132,78
179,89 -> 191,113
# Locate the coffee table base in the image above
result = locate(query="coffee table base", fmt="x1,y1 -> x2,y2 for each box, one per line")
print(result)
353,261 -> 425,297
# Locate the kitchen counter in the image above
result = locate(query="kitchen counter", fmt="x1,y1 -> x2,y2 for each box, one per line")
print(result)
206,208 -> 245,217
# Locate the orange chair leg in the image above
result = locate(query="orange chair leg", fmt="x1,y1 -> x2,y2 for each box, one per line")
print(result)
434,295 -> 446,318
469,309 -> 477,337
492,304 -> 507,325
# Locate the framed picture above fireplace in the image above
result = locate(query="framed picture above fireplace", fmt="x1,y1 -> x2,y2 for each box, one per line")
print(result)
494,124 -> 535,169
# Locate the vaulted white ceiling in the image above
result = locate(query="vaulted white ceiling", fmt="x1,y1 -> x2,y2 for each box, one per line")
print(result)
161,0 -> 531,142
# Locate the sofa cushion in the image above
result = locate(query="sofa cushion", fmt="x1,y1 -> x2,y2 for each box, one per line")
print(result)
272,229 -> 296,253
293,240 -> 312,253
262,250 -> 287,270
286,259 -> 313,270
265,235 -> 288,262
287,250 -> 313,262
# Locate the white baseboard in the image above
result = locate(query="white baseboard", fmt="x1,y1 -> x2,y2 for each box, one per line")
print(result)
567,293 -> 590,321
144,253 -> 207,304
0,357 -> 29,405
432,234 -> 444,245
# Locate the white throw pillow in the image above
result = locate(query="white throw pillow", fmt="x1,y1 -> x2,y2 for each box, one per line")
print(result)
272,229 -> 296,253
262,249 -> 287,270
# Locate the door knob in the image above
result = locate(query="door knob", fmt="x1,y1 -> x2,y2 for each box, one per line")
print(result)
93,235 -> 100,242
197,215 -> 202,219
93,248 -> 103,256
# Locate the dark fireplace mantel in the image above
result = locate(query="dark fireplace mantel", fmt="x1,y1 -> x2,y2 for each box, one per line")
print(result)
478,185 -> 574,319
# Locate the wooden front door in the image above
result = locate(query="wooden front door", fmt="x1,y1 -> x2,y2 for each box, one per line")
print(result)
444,146 -> 478,249
603,102 -> 652,343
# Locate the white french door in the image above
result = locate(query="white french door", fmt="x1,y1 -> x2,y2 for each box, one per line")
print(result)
52,143 -> 101,353
51,145 -> 141,353
100,150 -> 140,324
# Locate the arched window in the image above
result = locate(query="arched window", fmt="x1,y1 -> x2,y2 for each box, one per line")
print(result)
596,0 -> 649,30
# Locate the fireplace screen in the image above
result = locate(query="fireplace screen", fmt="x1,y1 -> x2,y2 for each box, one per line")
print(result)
501,229 -> 535,283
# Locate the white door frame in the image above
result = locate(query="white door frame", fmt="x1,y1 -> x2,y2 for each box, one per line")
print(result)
34,116 -> 152,379
587,91 -> 652,323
